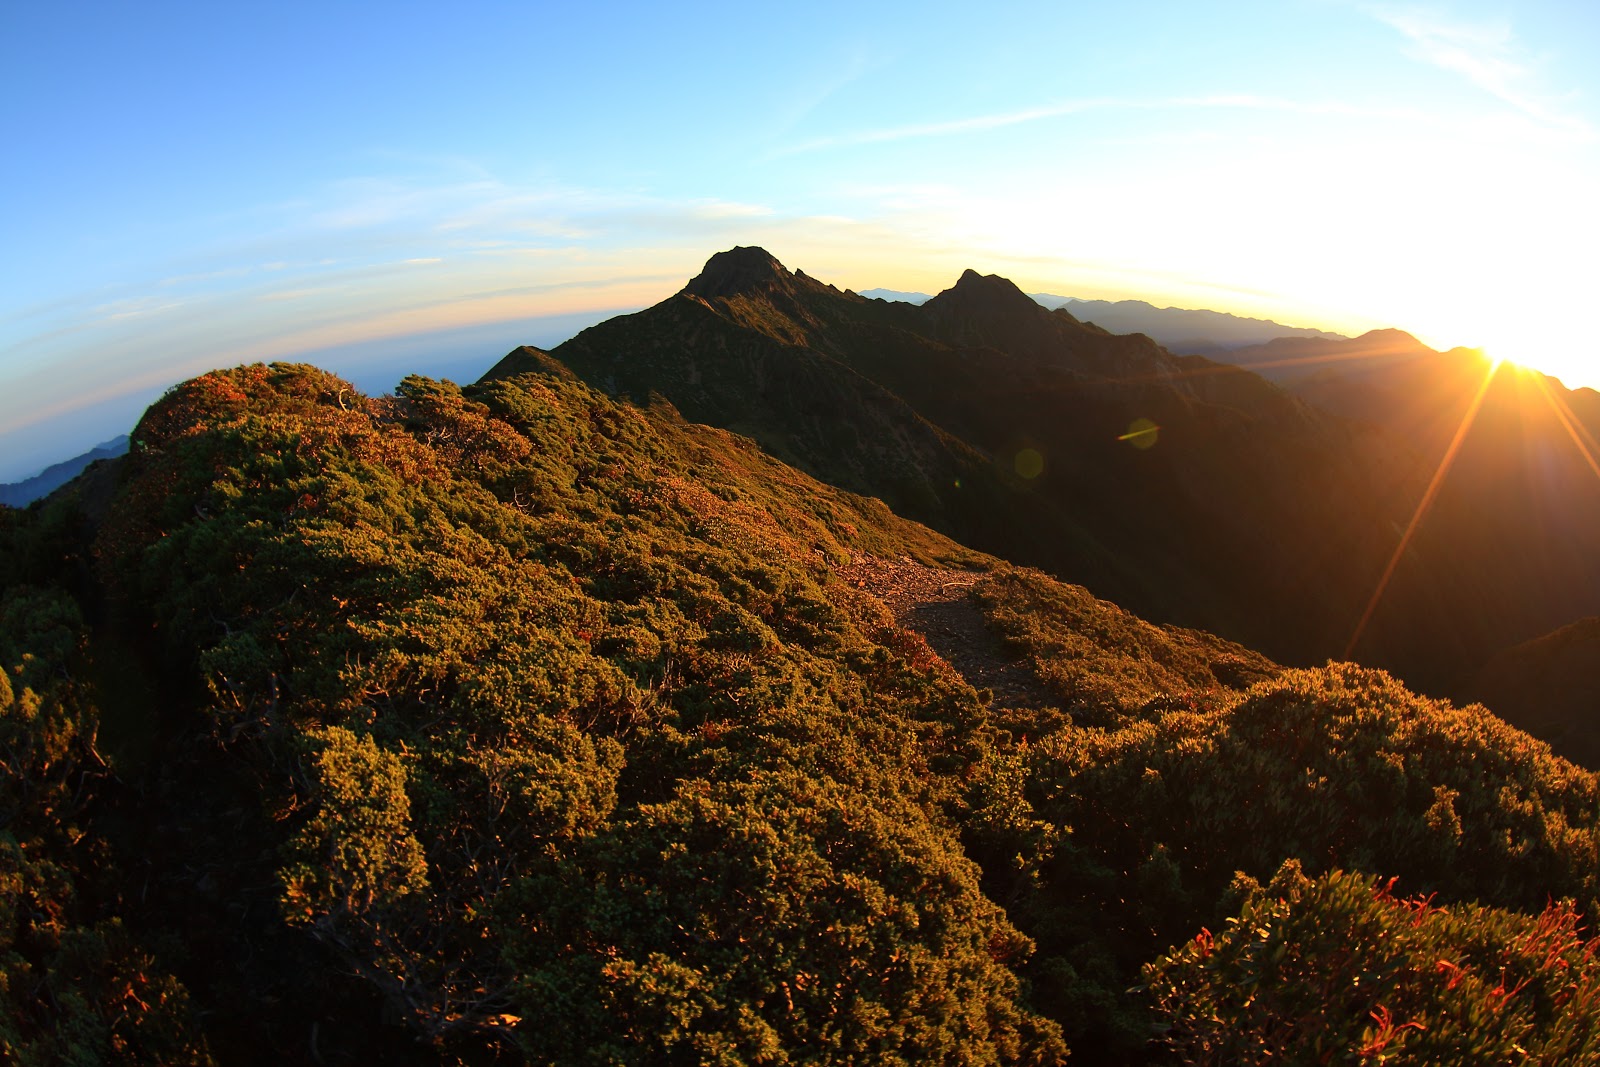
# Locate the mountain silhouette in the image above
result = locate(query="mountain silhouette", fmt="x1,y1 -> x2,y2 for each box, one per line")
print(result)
682,244 -> 800,299
857,287 -> 1347,352
1037,295 -> 1347,353
0,434 -> 128,507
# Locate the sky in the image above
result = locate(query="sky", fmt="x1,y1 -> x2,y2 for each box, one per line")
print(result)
4,0 -> 1599,481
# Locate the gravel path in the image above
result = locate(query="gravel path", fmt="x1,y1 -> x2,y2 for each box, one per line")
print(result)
837,556 -> 1054,710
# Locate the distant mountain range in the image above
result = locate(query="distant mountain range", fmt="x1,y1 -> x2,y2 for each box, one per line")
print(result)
0,434 -> 128,507
1216,327 -> 1494,417
856,287 -> 934,304
857,287 -> 1346,352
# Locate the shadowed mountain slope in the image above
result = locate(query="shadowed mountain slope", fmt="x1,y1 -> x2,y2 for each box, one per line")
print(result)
486,248 -> 1600,693
1216,329 -> 1600,693
484,250 -> 1403,668
1467,617 -> 1600,770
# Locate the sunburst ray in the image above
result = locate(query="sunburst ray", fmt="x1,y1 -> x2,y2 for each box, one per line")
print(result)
1343,359 -> 1503,661
1531,371 -> 1600,486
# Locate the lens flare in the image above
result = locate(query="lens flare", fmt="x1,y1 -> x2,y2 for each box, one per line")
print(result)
1014,448 -> 1044,479
1118,418 -> 1160,449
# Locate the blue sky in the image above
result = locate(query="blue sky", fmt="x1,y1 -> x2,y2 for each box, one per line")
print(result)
4,0 -> 1598,480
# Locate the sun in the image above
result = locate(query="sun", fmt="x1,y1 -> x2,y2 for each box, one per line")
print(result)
1436,319 -> 1593,393
1490,345 -> 1584,390
1473,344 -> 1526,378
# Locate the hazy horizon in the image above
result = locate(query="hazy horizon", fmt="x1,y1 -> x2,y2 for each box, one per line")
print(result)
0,305 -> 646,483
9,262 -> 1600,486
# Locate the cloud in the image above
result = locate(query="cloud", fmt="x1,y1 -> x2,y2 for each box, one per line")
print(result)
770,94 -> 1449,158
689,200 -> 776,220
771,99 -> 1119,156
90,296 -> 185,321
308,177 -> 509,231
1371,7 -> 1591,135
767,42 -> 877,137
257,288 -> 327,302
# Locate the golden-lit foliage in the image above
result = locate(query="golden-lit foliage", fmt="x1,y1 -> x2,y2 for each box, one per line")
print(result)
78,362 -> 1064,1059
3,354 -> 1598,1064
1147,864 -> 1600,1065
974,565 -> 1276,726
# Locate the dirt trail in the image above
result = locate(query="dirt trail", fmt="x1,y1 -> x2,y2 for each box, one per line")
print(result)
837,556 -> 1054,710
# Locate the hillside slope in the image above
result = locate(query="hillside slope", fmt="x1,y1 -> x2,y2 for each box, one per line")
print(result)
487,247 -> 1600,696
488,248 -> 1409,673
1467,617 -> 1600,770
5,359 -> 1600,1064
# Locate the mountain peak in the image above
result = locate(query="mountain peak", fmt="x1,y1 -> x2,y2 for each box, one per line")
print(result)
953,267 -> 1023,296
929,268 -> 1041,318
1354,328 -> 1424,347
684,246 -> 793,300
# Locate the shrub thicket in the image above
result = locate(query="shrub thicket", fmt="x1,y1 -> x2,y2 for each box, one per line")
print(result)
3,360 -> 1596,1065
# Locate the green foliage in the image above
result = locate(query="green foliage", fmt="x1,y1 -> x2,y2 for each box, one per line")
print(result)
509,771 -> 1066,1065
1014,662 -> 1600,1054
1146,864 -> 1600,1065
83,362 -> 1062,1058
0,587 -> 93,830
974,566 -> 1276,725
1031,663 -> 1600,917
960,747 -> 1060,907
0,585 -> 212,1065
0,909 -> 214,1067
8,354 -> 1599,1064
282,725 -> 428,920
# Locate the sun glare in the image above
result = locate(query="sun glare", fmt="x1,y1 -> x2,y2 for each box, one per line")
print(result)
1425,316 -> 1592,393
